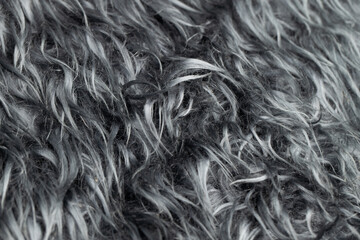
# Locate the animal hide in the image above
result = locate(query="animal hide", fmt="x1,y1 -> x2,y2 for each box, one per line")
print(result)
0,0 -> 359,239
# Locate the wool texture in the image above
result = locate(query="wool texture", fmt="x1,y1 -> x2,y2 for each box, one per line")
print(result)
0,0 -> 360,239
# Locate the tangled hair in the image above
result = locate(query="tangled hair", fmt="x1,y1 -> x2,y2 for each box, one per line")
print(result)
0,0 -> 360,239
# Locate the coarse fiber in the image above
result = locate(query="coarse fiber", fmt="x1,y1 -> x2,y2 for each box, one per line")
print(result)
0,0 -> 360,239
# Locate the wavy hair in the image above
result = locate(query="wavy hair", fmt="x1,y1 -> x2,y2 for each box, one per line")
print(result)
0,0 -> 360,239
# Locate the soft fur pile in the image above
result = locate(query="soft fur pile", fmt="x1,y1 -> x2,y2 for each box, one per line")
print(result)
0,0 -> 360,239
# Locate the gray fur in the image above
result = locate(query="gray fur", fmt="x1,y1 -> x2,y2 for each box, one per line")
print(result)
0,0 -> 360,239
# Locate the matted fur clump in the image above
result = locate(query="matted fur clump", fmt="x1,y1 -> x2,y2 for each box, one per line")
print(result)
0,0 -> 360,239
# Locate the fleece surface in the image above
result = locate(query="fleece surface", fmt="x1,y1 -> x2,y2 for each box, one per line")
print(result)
0,0 -> 360,239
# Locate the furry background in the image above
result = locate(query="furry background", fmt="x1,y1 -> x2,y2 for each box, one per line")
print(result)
0,0 -> 360,239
